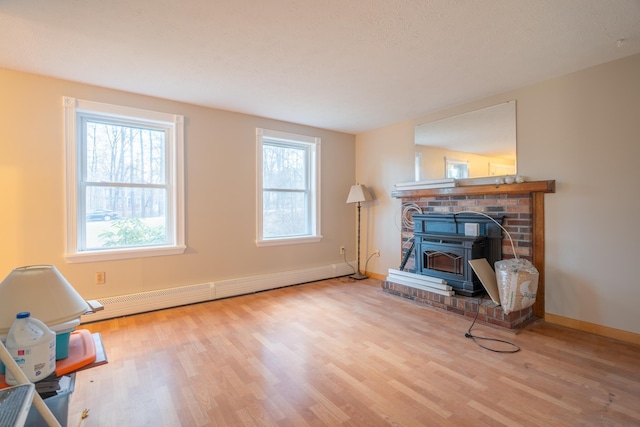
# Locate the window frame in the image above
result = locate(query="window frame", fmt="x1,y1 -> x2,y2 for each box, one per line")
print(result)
256,128 -> 322,247
63,97 -> 186,263
445,157 -> 469,179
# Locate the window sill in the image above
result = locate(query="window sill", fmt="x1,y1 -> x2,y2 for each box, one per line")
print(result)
64,245 -> 187,263
256,235 -> 322,247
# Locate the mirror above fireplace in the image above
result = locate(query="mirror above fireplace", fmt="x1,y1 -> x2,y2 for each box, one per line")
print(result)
414,101 -> 517,182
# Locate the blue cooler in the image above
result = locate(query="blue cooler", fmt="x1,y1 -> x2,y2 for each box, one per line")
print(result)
48,319 -> 81,360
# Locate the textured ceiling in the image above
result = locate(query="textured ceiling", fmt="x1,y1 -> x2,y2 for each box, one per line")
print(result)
1,0 -> 639,134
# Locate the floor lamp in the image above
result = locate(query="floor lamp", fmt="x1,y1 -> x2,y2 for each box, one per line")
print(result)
346,184 -> 373,280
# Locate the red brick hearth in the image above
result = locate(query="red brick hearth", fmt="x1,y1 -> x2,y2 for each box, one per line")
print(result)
384,281 -> 534,329
384,180 -> 555,328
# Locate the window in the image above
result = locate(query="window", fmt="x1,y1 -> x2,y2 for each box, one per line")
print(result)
256,128 -> 321,246
63,97 -> 185,262
445,157 -> 469,179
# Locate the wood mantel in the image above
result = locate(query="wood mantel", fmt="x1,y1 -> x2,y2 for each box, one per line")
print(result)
392,179 -> 556,318
391,179 -> 555,199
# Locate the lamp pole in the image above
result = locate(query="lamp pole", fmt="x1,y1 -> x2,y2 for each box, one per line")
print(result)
352,200 -> 367,279
346,183 -> 372,280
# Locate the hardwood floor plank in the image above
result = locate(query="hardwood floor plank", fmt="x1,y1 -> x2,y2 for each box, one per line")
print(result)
494,398 -> 559,427
499,376 -> 581,414
467,399 -> 526,427
68,278 -> 640,426
387,379 -> 452,420
590,395 -> 640,424
302,384 -> 351,424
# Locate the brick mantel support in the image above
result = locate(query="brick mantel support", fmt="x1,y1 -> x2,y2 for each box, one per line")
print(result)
392,180 -> 555,318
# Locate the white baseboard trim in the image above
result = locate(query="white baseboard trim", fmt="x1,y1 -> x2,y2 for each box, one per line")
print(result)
81,261 -> 355,323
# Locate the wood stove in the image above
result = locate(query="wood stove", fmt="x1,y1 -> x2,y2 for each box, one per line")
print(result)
413,213 -> 504,296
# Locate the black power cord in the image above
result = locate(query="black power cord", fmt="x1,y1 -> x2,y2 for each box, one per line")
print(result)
464,293 -> 520,353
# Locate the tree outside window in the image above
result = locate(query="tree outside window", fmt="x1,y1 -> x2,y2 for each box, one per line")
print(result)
64,97 -> 185,262
256,128 -> 321,246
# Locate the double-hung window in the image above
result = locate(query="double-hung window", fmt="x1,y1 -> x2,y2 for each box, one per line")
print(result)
445,157 -> 469,179
256,128 -> 321,246
63,97 -> 185,262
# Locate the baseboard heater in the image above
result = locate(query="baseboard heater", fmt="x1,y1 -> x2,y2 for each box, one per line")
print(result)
81,262 -> 355,323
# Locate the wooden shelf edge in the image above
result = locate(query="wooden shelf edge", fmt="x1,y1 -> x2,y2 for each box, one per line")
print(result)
391,180 -> 556,198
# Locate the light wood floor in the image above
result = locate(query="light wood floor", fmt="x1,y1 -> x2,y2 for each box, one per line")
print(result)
69,278 -> 640,426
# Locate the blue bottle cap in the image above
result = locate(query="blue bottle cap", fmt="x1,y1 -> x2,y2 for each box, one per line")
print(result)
16,312 -> 31,319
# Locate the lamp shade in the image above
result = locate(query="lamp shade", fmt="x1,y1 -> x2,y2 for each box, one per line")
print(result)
0,265 -> 88,337
346,184 -> 373,204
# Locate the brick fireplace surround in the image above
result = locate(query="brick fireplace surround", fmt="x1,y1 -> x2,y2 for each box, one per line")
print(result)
384,180 -> 555,329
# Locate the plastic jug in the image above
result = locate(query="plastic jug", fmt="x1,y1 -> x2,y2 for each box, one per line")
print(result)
5,311 -> 56,385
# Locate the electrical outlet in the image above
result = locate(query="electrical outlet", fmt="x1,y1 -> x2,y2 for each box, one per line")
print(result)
95,272 -> 106,285
374,249 -> 380,257
340,245 -> 345,255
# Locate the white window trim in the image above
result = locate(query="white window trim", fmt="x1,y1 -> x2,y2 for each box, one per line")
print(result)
445,156 -> 469,179
256,128 -> 322,247
63,97 -> 186,263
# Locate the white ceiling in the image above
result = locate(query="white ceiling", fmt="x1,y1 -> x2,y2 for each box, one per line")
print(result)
1,0 -> 639,134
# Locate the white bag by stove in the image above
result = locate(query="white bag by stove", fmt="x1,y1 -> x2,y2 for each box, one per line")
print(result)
495,258 -> 539,315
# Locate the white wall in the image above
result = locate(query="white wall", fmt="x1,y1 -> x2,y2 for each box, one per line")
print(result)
357,53 -> 640,335
0,69 -> 356,300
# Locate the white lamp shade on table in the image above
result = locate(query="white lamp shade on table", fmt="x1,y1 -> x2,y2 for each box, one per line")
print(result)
0,265 -> 89,337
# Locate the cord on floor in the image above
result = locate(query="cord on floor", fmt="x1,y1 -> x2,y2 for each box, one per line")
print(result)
464,293 -> 520,353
